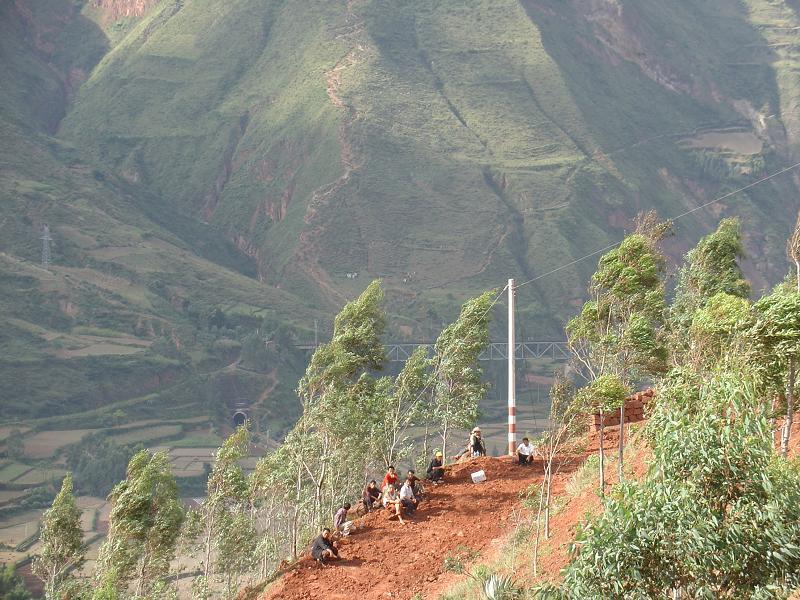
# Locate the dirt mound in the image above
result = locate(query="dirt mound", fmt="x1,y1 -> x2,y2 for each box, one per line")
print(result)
259,456 -> 545,600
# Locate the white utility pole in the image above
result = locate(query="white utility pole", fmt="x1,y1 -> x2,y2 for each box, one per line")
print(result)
508,278 -> 517,455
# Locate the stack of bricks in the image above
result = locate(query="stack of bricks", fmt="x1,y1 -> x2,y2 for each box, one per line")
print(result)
588,388 -> 655,433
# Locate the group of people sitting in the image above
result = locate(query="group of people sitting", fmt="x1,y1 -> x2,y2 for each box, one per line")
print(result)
311,450 -> 448,565
311,430 -> 539,566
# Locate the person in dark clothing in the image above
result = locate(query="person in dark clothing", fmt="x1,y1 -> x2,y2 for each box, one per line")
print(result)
362,479 -> 381,512
427,450 -> 445,483
469,427 -> 487,457
311,528 -> 338,566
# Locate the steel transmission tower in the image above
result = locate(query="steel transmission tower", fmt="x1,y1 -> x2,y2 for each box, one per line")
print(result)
41,224 -> 52,268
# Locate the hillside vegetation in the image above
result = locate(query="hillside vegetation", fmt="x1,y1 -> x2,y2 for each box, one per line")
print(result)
2,0 -> 800,444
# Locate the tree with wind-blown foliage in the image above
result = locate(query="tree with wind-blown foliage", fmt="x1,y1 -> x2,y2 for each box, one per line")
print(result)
183,426 -> 254,600
93,451 -> 183,599
538,373 -> 800,599
751,287 -> 800,457
294,279 -> 387,525
431,290 -> 495,457
787,210 -> 800,292
371,345 -> 430,468
670,217 -> 750,359
33,473 -> 84,600
567,217 -> 669,490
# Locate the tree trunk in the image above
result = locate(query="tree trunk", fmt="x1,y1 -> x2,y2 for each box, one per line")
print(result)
135,556 -> 147,597
532,473 -> 547,577
441,420 -> 449,461
544,456 -> 553,540
422,422 -> 430,468
291,464 -> 302,559
782,357 -> 796,458
203,511 -> 215,582
599,410 -> 605,495
618,403 -> 625,483
795,259 -> 800,293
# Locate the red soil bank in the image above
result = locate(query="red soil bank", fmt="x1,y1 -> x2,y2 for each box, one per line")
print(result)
259,456 -> 551,600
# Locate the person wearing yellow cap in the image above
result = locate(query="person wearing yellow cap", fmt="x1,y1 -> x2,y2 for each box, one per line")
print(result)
426,450 -> 445,484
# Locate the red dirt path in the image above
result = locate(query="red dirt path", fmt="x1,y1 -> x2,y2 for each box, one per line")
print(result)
259,456 -> 568,600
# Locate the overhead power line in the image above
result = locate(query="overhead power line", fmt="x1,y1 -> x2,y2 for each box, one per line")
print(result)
514,160 -> 800,290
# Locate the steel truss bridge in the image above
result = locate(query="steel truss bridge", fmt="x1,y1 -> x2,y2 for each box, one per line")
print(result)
294,341 -> 570,362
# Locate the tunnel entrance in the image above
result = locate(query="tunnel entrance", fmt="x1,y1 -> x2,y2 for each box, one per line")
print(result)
232,411 -> 247,428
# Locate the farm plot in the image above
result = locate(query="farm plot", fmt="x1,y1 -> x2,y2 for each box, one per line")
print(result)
14,467 -> 66,486
169,456 -> 207,477
0,462 -> 33,483
161,431 -> 222,448
0,490 -> 26,505
107,424 -> 183,446
23,429 -> 96,458
0,510 -> 41,547
76,496 -> 109,534
0,426 -> 29,442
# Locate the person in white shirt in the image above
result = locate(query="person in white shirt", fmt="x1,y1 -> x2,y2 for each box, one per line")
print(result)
516,437 -> 536,466
382,483 -> 406,524
399,477 -> 418,513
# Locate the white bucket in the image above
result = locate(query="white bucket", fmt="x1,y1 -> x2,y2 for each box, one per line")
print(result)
471,470 -> 486,484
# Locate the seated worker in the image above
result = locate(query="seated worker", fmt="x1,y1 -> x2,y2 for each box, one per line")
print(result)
516,437 -> 536,466
469,427 -> 487,457
381,465 -> 399,492
310,528 -> 338,567
427,451 -> 445,484
406,469 -> 424,499
333,502 -> 354,536
362,480 -> 381,512
382,483 -> 406,524
399,476 -> 418,513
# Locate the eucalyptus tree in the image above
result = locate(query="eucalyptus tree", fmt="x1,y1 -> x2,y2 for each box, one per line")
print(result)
33,474 -> 84,600
184,426 -> 254,600
248,449 -> 305,578
788,210 -> 800,291
687,292 -> 751,372
538,373 -> 800,599
372,345 -> 430,468
573,375 -> 630,493
533,371 -> 580,576
566,217 -> 669,487
751,287 -> 800,457
430,290 -> 495,456
670,217 -> 750,359
294,279 -> 387,523
93,451 -> 183,599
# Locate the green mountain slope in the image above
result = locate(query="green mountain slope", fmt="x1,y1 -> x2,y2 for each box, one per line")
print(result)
2,0 -> 800,426
0,0 -> 318,430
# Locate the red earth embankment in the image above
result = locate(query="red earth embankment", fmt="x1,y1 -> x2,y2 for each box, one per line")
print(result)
258,455 -> 583,600
254,422 -> 658,600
